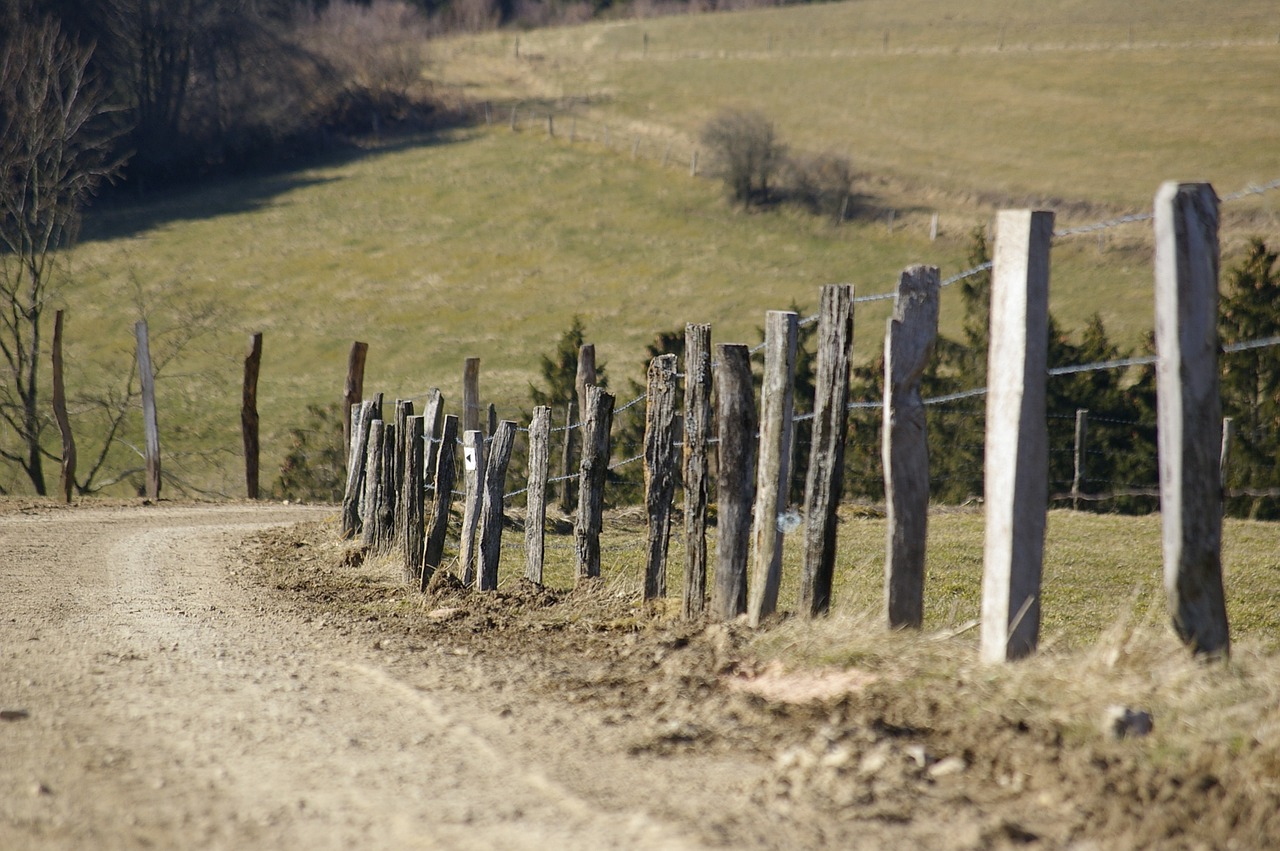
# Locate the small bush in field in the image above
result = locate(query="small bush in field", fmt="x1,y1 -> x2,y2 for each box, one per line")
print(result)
700,108 -> 786,207
784,152 -> 855,221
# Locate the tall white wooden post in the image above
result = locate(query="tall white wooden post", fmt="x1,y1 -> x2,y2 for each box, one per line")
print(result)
1154,181 -> 1230,657
981,210 -> 1053,663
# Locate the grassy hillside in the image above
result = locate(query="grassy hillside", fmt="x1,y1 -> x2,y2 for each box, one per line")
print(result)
9,0 -> 1277,498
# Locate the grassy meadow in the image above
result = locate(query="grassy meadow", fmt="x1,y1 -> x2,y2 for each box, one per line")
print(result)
7,0 -> 1275,499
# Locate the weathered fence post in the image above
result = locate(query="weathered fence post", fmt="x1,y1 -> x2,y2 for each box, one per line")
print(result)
575,386 -> 615,582
423,414 -> 459,588
392,399 -> 413,540
242,332 -> 263,500
402,415 -> 425,583
1220,417 -> 1234,496
643,354 -> 680,601
361,419 -> 385,548
459,429 -> 485,586
882,268 -> 939,629
422,389 -> 444,486
800,285 -> 856,617
342,341 -> 368,465
1072,409 -> 1089,510
486,403 -> 497,437
341,400 -> 375,538
463,357 -> 481,433
478,420 -> 517,591
981,209 -> 1053,663
683,324 -> 712,618
51,310 -> 75,503
525,406 -> 552,584
690,150 -> 699,177
748,311 -> 799,627
377,422 -> 397,548
1154,181 -> 1229,657
711,344 -> 755,620
558,398 -> 577,512
135,320 -> 161,501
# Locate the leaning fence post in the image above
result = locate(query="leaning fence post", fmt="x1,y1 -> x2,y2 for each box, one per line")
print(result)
643,354 -> 680,601
423,415 -> 459,588
882,268 -> 938,629
422,389 -> 444,486
1072,409 -> 1089,510
1154,181 -> 1229,657
342,400 -> 375,538
683,324 -> 712,618
525,406 -> 552,584
135,320 -> 162,501
241,332 -> 263,500
575,386 -> 615,582
981,209 -> 1053,663
51,310 -> 76,503
342,341 -> 368,466
478,421 -> 517,591
459,429 -> 485,586
402,415 -> 425,584
800,284 -> 856,617
711,344 -> 755,620
748,311 -> 799,627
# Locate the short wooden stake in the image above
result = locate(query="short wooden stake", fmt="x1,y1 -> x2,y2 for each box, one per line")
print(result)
882,268 -> 939,628
748,311 -> 798,627
242,332 -> 263,500
459,429 -> 485,586
402,415 -> 425,583
525,406 -> 552,584
711,344 -> 755,620
930,212 -> 939,241
800,284 -> 857,618
422,415 -> 458,588
478,421 -> 517,591
690,150 -> 699,177
1154,180 -> 1229,657
682,324 -> 712,618
981,210 -> 1054,663
575,386 -> 615,582
643,354 -> 680,601
135,320 -> 162,501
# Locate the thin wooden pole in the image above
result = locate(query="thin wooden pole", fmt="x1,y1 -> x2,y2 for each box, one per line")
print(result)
478,420 -> 517,591
643,354 -> 680,601
51,310 -> 76,503
241,332 -> 263,500
135,320 -> 161,501
463,357 -> 481,433
391,399 -> 412,540
525,406 -> 552,584
800,284 -> 857,618
361,419 -> 385,548
711,344 -> 755,620
1154,180 -> 1229,657
558,398 -> 577,513
459,429 -> 485,586
342,341 -> 368,466
423,415 -> 458,588
402,415 -> 425,584
1220,417 -> 1234,497
575,386 -> 615,582
1072,409 -> 1089,511
981,210 -> 1053,663
682,324 -> 712,618
882,269 -> 939,628
748,311 -> 798,627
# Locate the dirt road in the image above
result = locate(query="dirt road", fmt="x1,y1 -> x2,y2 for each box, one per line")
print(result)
1,503 -> 775,850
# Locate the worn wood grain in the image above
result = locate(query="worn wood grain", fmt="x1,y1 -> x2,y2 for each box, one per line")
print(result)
682,324 -> 712,618
711,344 -> 755,621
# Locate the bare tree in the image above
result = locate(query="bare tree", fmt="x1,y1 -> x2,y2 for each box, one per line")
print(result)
700,108 -> 786,207
0,13 -> 127,494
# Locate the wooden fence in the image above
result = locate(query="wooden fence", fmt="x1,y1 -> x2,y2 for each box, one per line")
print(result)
338,182 -> 1235,663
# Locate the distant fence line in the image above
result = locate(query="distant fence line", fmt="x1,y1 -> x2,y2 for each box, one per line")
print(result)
330,179 -> 1267,666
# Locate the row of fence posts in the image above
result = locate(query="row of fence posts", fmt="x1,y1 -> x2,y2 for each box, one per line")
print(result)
338,181 -> 1231,663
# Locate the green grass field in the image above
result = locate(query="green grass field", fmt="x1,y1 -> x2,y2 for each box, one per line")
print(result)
5,0 -> 1275,499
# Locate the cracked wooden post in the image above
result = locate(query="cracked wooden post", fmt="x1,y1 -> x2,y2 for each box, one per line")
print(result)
401,415 -> 425,584
478,420 -> 517,592
342,341 -> 368,466
391,399 -> 413,542
422,389 -> 444,487
525,406 -> 552,584
683,323 -> 712,618
711,344 -> 755,620
242,332 -> 263,500
360,419 -> 385,549
882,268 -> 939,629
422,415 -> 458,588
341,400 -> 375,539
981,210 -> 1053,663
135,320 -> 161,501
800,285 -> 856,617
748,311 -> 798,627
575,386 -> 615,583
459,429 -> 485,586
51,310 -> 76,503
1154,181 -> 1229,657
643,354 -> 680,601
